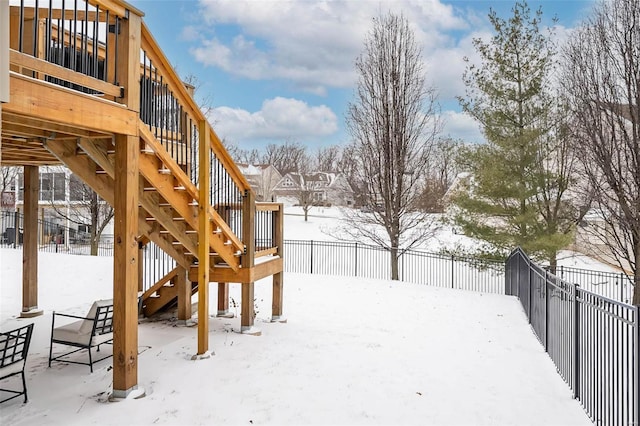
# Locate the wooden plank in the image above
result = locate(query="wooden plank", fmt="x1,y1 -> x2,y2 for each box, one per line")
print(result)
139,124 -> 197,194
6,73 -> 137,135
140,267 -> 178,301
94,0 -> 144,18
140,23 -> 200,120
138,187 -> 199,257
197,119 -> 210,355
208,126 -> 253,194
176,266 -> 191,321
272,205 -> 284,318
111,11 -> 141,398
256,247 -> 278,257
78,138 -> 115,177
256,202 -> 282,212
45,139 -> 115,204
191,258 -> 284,285
112,134 -> 139,396
10,6 -> 104,22
2,122 -> 77,140
2,111 -> 112,138
22,165 -> 39,313
115,10 -> 141,112
240,190 -> 256,331
9,50 -> 122,97
217,283 -> 229,315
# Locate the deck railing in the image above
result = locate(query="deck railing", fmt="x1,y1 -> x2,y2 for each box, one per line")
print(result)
8,0 -> 128,97
9,1 -> 282,263
138,22 -> 252,254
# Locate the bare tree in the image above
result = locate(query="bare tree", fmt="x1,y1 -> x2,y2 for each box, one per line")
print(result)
50,174 -> 114,256
343,12 -> 441,280
0,166 -> 19,198
263,140 -> 309,176
562,0 -> 640,304
418,138 -> 463,213
314,146 -> 341,172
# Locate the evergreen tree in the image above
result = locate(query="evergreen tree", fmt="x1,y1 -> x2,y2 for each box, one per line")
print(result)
453,1 -> 586,268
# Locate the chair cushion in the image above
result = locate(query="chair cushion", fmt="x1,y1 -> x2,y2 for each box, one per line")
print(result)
53,321 -> 92,345
92,332 -> 113,346
0,360 -> 24,378
78,302 -> 99,335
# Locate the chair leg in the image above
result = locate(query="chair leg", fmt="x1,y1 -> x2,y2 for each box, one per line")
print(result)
48,342 -> 53,368
21,370 -> 28,403
88,348 -> 93,373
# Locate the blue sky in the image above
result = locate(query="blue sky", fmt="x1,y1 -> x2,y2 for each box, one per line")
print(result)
129,0 -> 595,151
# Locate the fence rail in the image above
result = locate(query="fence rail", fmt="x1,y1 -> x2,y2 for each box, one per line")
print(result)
507,248 -> 639,426
284,239 -> 505,293
552,264 -> 633,305
0,210 -> 113,256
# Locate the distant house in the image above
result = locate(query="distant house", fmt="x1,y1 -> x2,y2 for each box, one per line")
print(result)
237,164 -> 283,202
273,172 -> 355,207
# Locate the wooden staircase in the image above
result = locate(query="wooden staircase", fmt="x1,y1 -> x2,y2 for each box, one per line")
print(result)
45,120 -> 246,316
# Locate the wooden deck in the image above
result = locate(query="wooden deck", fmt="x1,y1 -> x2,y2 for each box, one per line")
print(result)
1,0 -> 284,398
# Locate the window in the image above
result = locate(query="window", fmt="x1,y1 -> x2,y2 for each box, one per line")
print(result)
53,173 -> 65,201
39,172 -> 65,202
69,174 -> 89,202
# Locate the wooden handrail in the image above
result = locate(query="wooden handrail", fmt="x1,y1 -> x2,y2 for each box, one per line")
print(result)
10,49 -> 122,97
141,267 -> 179,301
92,0 -> 144,18
207,126 -> 253,193
140,22 -> 253,194
139,123 -> 244,253
256,203 -> 282,212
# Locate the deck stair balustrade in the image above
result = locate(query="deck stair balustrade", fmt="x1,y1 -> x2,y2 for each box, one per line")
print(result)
2,0 -> 284,397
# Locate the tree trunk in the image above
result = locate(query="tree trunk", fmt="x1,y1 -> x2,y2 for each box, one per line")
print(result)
548,250 -> 557,276
390,246 -> 399,280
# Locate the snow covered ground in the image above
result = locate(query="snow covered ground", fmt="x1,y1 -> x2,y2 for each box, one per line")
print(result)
0,208 -> 597,424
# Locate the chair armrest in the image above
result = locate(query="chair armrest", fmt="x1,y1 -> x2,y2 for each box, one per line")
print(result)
53,312 -> 94,322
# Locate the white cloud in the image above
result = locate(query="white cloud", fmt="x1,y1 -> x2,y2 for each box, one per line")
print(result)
190,0 -> 470,94
440,110 -> 485,144
209,97 -> 338,145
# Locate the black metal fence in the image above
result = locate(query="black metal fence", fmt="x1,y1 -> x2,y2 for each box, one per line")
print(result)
552,264 -> 634,305
507,248 -> 639,426
284,239 -> 505,293
0,210 -> 113,256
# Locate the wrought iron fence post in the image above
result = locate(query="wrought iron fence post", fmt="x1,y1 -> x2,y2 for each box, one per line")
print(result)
544,269 -> 549,351
528,261 -> 533,323
620,272 -> 624,303
573,285 -> 580,400
635,305 -> 639,426
451,254 -> 455,289
354,242 -> 358,277
13,210 -> 18,248
310,240 -> 314,275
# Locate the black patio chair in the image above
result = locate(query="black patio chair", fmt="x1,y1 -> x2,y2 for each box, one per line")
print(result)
0,323 -> 35,403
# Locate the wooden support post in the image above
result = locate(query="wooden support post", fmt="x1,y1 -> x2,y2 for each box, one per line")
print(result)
112,9 -> 141,399
241,190 -> 258,334
137,242 -> 144,293
112,134 -> 139,398
272,205 -> 285,321
217,282 -> 233,317
197,119 -> 210,354
20,165 -> 42,318
176,266 -> 192,322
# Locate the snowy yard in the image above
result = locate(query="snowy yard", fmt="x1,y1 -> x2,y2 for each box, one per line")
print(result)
0,208 -> 602,424
0,247 -> 591,425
